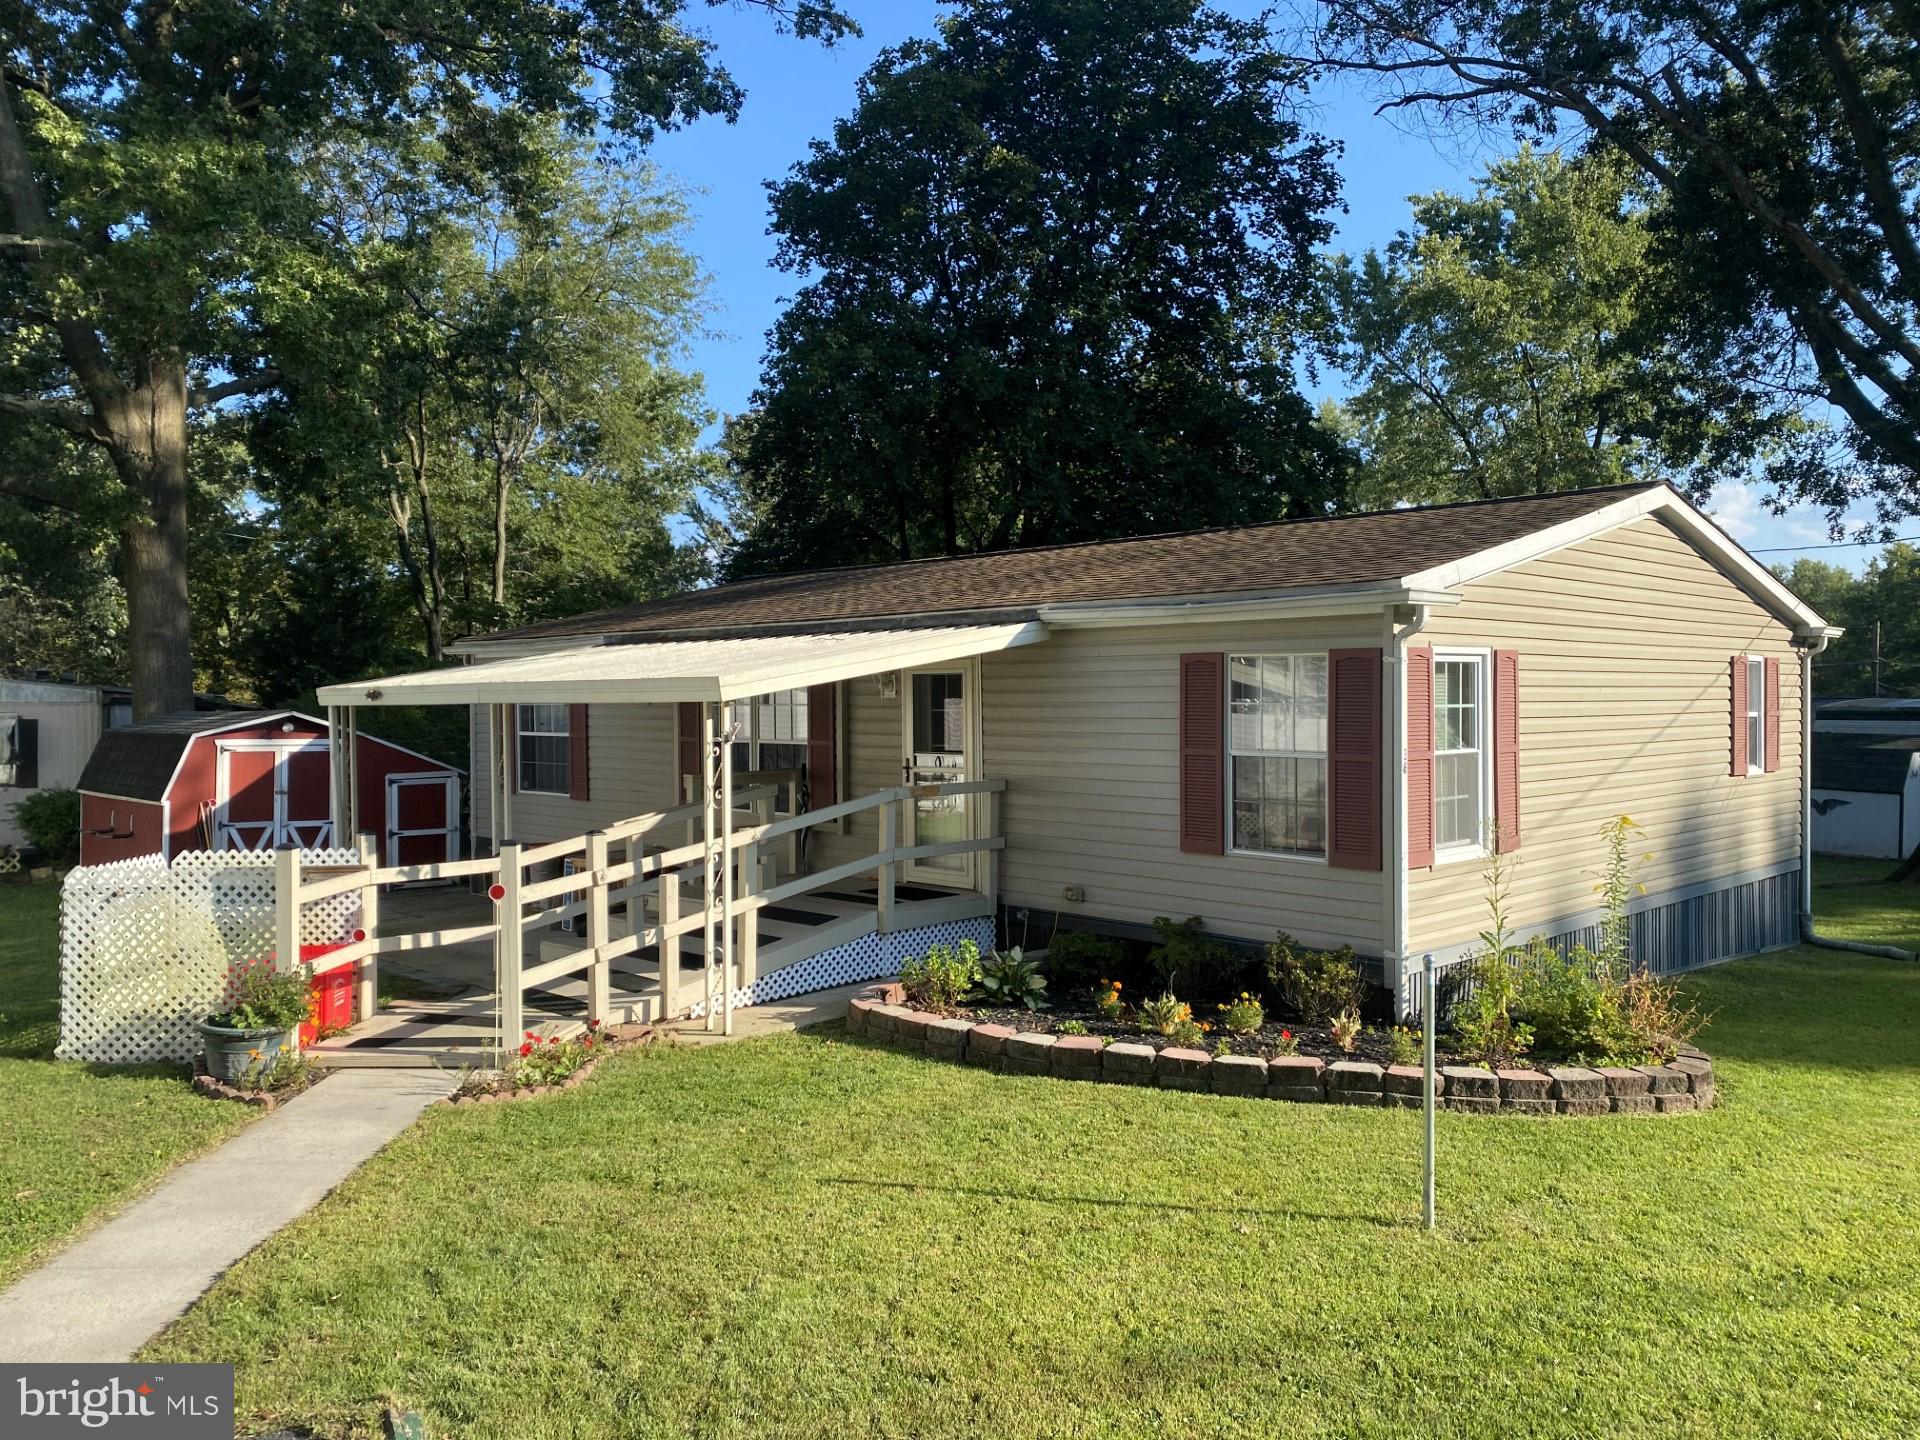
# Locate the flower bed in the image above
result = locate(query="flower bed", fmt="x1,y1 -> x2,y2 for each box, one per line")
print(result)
441,1021 -> 657,1106
846,984 -> 1715,1116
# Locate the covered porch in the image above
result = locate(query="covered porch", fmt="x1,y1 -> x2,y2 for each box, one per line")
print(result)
304,622 -> 1045,1064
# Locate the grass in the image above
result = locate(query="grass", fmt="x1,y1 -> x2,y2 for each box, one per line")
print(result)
0,879 -> 252,1288
144,864 -> 1920,1440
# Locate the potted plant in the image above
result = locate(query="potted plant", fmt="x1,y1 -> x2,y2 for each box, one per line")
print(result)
198,959 -> 314,1084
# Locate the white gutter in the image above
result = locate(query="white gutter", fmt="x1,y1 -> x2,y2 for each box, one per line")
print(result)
1389,601 -> 1432,1014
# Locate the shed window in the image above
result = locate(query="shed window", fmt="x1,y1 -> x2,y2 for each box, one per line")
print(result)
1227,654 -> 1327,857
0,714 -> 30,788
1746,656 -> 1765,774
516,704 -> 571,794
1435,653 -> 1490,853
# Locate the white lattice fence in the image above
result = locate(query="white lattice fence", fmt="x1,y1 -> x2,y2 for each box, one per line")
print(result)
57,848 -> 361,1065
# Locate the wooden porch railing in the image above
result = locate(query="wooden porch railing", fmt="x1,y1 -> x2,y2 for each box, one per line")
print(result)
276,776 -> 1005,1057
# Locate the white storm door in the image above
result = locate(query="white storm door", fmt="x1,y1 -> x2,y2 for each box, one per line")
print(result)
900,661 -> 978,888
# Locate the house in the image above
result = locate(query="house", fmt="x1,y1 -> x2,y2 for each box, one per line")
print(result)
1811,732 -> 1920,859
317,481 -> 1837,1018
76,710 -> 463,867
0,678 -> 151,854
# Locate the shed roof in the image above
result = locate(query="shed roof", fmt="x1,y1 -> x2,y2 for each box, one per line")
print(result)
1813,732 -> 1920,796
77,710 -> 302,802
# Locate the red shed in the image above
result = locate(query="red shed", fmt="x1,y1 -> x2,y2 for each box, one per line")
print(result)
76,710 -> 462,867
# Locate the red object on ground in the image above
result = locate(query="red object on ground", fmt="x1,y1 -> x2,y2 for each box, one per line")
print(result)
299,941 -> 353,1045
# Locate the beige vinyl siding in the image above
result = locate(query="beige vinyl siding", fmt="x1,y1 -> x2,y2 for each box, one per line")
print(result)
1407,513 -> 1803,953
982,617 -> 1389,953
470,702 -> 678,843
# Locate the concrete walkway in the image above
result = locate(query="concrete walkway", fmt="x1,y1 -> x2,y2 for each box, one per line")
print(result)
0,1068 -> 457,1363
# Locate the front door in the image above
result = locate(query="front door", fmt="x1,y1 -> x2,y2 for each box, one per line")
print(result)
901,662 -> 976,888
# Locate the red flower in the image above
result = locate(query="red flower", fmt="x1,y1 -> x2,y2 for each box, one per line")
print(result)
1281,1029 -> 1293,1040
523,1030 -> 537,1040
518,1041 -> 533,1057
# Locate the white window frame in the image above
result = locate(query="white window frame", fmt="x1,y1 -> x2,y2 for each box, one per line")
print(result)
1432,647 -> 1493,865
1225,651 -> 1329,864
516,704 -> 572,796
1745,655 -> 1766,776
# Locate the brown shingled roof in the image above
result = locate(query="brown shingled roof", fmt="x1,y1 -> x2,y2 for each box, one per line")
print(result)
478,483 -> 1664,644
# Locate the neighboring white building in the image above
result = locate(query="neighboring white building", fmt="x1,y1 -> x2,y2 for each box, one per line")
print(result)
1811,730 -> 1920,859
0,678 -> 132,851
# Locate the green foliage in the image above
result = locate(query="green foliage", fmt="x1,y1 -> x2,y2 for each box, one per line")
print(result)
1148,916 -> 1247,1004
1272,1028 -> 1300,1057
1322,148 -> 1801,506
207,962 -> 313,1033
1593,815 -> 1651,974
1090,979 -> 1125,1022
1216,993 -> 1265,1035
238,1048 -> 316,1097
1451,961 -> 1535,1070
9,789 -> 80,867
1058,1019 -> 1088,1036
1265,932 -> 1368,1024
1776,548 -> 1920,700
721,0 -> 1350,577
1513,942 -> 1627,1063
1042,930 -> 1129,993
1314,0 -> 1920,517
1617,974 -> 1710,1065
505,1023 -> 613,1091
1168,1016 -> 1208,1050
974,946 -> 1048,1010
900,940 -> 983,1014
1385,1026 -> 1421,1068
1136,992 -> 1190,1037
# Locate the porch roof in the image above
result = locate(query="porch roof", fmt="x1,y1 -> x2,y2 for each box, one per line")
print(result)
316,621 -> 1049,708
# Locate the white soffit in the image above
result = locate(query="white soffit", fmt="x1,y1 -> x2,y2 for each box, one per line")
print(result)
1399,485 -> 1841,638
318,622 -> 1049,708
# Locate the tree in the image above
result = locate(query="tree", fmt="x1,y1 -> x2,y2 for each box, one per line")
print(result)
259,133 -> 714,654
1308,0 -> 1920,528
724,0 -> 1351,576
1324,148 -> 1805,507
0,0 -> 852,717
1779,547 -> 1920,698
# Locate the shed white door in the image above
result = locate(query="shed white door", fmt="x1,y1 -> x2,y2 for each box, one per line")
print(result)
900,661 -> 977,888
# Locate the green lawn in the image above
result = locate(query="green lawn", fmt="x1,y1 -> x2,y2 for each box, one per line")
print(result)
0,880 -> 252,1288
145,863 -> 1920,1440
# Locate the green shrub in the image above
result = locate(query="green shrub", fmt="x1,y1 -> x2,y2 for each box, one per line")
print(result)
1616,972 -> 1709,1063
208,959 -> 313,1031
974,946 -> 1048,1009
1136,991 -> 1189,1036
1091,978 -> 1124,1020
1216,992 -> 1264,1034
1451,951 -> 1534,1069
1514,940 -> 1628,1062
1147,916 -> 1246,1002
900,940 -> 981,1013
1168,1015 -> 1207,1049
10,787 -> 80,867
1385,1025 -> 1421,1067
1329,1008 -> 1363,1053
1043,929 -> 1128,990
1265,932 -> 1368,1023
1058,1018 -> 1088,1035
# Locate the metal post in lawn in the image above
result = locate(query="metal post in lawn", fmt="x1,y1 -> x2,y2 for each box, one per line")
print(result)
1422,952 -> 1437,1231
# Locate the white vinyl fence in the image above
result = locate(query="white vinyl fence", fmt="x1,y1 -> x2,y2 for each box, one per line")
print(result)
57,848 -> 361,1065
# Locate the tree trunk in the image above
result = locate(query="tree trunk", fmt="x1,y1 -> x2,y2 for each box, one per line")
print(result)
113,357 -> 195,719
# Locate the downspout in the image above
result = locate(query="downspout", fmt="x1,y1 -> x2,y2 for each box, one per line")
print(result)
1798,635 -> 1916,960
1390,602 -> 1432,1013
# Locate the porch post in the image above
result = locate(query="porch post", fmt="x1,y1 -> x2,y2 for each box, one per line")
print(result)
496,842 -> 524,1054
719,698 -> 736,1038
585,830 -> 611,1026
658,864 -> 681,1020
700,704 -> 717,1033
274,847 -> 300,973
876,798 -> 896,935
354,832 -> 380,1022
497,704 -> 516,851
342,705 -> 360,845
326,706 -> 351,849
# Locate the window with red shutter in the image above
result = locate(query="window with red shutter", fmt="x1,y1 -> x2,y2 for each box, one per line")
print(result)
568,703 -> 591,802
1178,653 -> 1225,855
805,683 -> 838,806
1730,655 -> 1750,776
677,702 -> 703,806
1493,649 -> 1520,852
1764,656 -> 1781,774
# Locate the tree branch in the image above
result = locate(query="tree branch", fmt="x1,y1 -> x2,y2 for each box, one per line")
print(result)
0,231 -> 79,260
0,391 -> 109,442
0,470 -> 88,512
187,368 -> 281,409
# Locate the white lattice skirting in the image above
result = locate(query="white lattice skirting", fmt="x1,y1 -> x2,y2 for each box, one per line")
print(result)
57,848 -> 361,1066
686,916 -> 997,1019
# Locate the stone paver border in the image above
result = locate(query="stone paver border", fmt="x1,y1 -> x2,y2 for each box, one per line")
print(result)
847,986 -> 1715,1116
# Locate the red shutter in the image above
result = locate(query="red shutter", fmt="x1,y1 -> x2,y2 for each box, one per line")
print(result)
1764,656 -> 1781,774
1178,652 -> 1225,855
806,682 -> 838,807
677,702 -> 703,806
568,703 -> 591,802
1327,647 -> 1383,871
1730,656 -> 1748,776
1493,649 -> 1520,853
1405,647 -> 1435,870
507,705 -> 519,794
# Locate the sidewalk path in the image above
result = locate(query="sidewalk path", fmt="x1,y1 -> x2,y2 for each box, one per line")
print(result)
0,1068 -> 456,1362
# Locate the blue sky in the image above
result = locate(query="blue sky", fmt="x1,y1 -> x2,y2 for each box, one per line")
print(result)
647,0 -> 1889,571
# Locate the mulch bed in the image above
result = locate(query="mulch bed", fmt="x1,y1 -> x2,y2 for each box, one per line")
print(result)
955,999 -> 1467,1067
